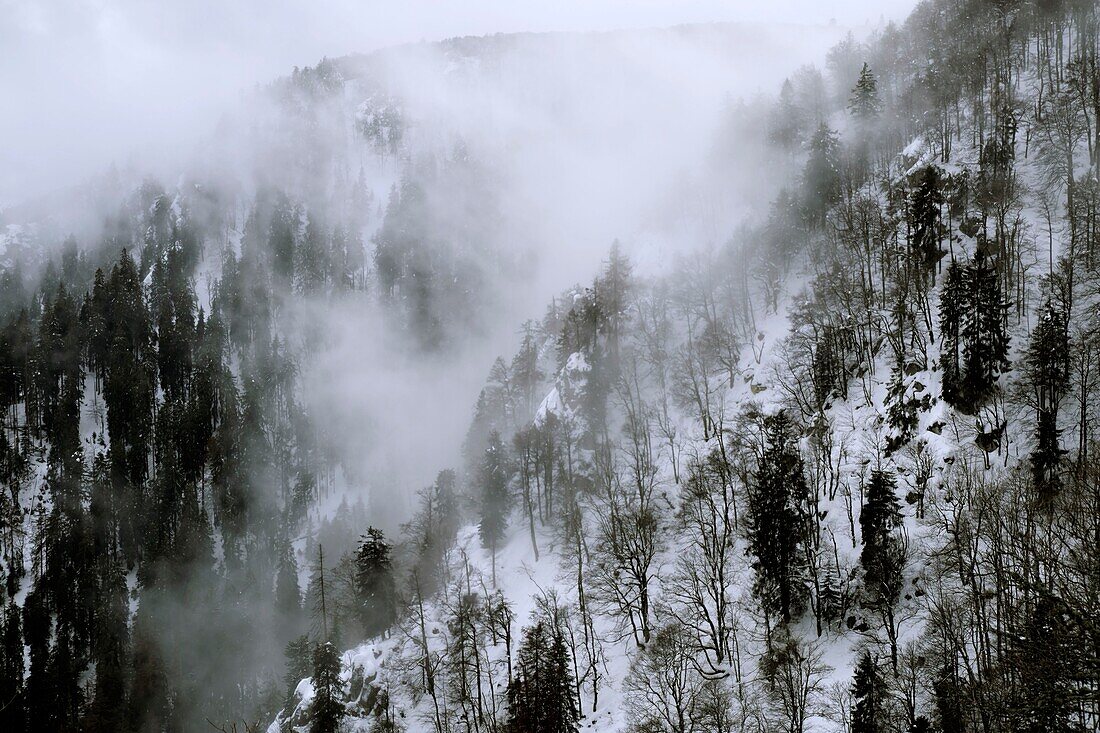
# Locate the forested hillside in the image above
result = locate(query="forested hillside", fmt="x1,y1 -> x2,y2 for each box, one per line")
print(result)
2,1 -> 1099,732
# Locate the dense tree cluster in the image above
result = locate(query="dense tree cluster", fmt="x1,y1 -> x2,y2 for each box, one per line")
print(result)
3,2 -> 1100,732
505,621 -> 578,733
423,2 -> 1100,732
0,171 -> 377,730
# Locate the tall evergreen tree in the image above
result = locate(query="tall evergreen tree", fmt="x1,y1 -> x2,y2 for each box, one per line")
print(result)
860,472 -> 901,565
769,78 -> 803,150
942,252 -> 1009,412
478,430 -> 511,579
860,470 -> 904,608
283,635 -> 312,714
851,650 -> 885,733
908,165 -> 945,277
0,601 -> 24,731
506,621 -> 579,733
296,213 -> 329,294
961,250 -> 1009,410
151,242 -> 196,405
85,557 -> 130,733
747,411 -> 809,623
127,590 -> 171,733
270,192 -> 299,284
939,261 -> 966,406
803,124 -> 842,225
310,641 -> 344,733
21,585 -> 52,732
1025,301 -> 1070,505
510,323 -> 543,423
354,527 -> 396,637
848,62 -> 881,121
276,537 -> 303,640
596,242 -> 632,366
932,666 -> 965,733
101,250 -> 156,561
36,284 -> 83,470
47,623 -> 85,730
1009,594 -> 1088,732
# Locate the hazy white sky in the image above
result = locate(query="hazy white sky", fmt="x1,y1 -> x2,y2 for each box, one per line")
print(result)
0,0 -> 917,204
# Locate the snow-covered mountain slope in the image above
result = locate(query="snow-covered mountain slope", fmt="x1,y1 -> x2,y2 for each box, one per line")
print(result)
273,4 -> 1100,732
2,3 -> 1099,733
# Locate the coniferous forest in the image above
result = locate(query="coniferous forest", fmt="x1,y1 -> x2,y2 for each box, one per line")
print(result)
2,1 -> 1100,732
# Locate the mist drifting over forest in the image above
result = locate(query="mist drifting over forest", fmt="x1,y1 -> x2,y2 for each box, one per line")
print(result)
3,1 -> 1100,732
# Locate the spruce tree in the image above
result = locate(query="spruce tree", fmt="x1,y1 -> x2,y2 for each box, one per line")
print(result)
769,78 -> 803,150
0,309 -> 31,422
102,250 -> 156,561
942,252 -> 1010,413
510,324 -> 543,422
127,593 -> 171,733
803,124 -> 842,225
909,165 -> 945,277
47,623 -> 85,730
975,109 -> 1016,220
270,192 -> 299,284
1025,301 -> 1070,504
506,621 -> 579,733
296,213 -> 329,294
283,635 -> 312,714
848,63 -> 881,121
933,666 -> 965,733
747,411 -> 809,623
939,261 -> 965,406
355,527 -> 396,637
860,472 -> 901,561
1009,595 -> 1087,732
151,243 -> 196,405
860,470 -> 904,609
852,651 -> 885,733
276,538 -> 303,639
596,242 -> 632,365
85,559 -> 129,733
478,431 -> 511,574
36,284 -> 83,471
22,585 -> 53,731
310,641 -> 344,733
80,268 -> 109,383
961,250 -> 1009,410
0,601 -> 24,731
